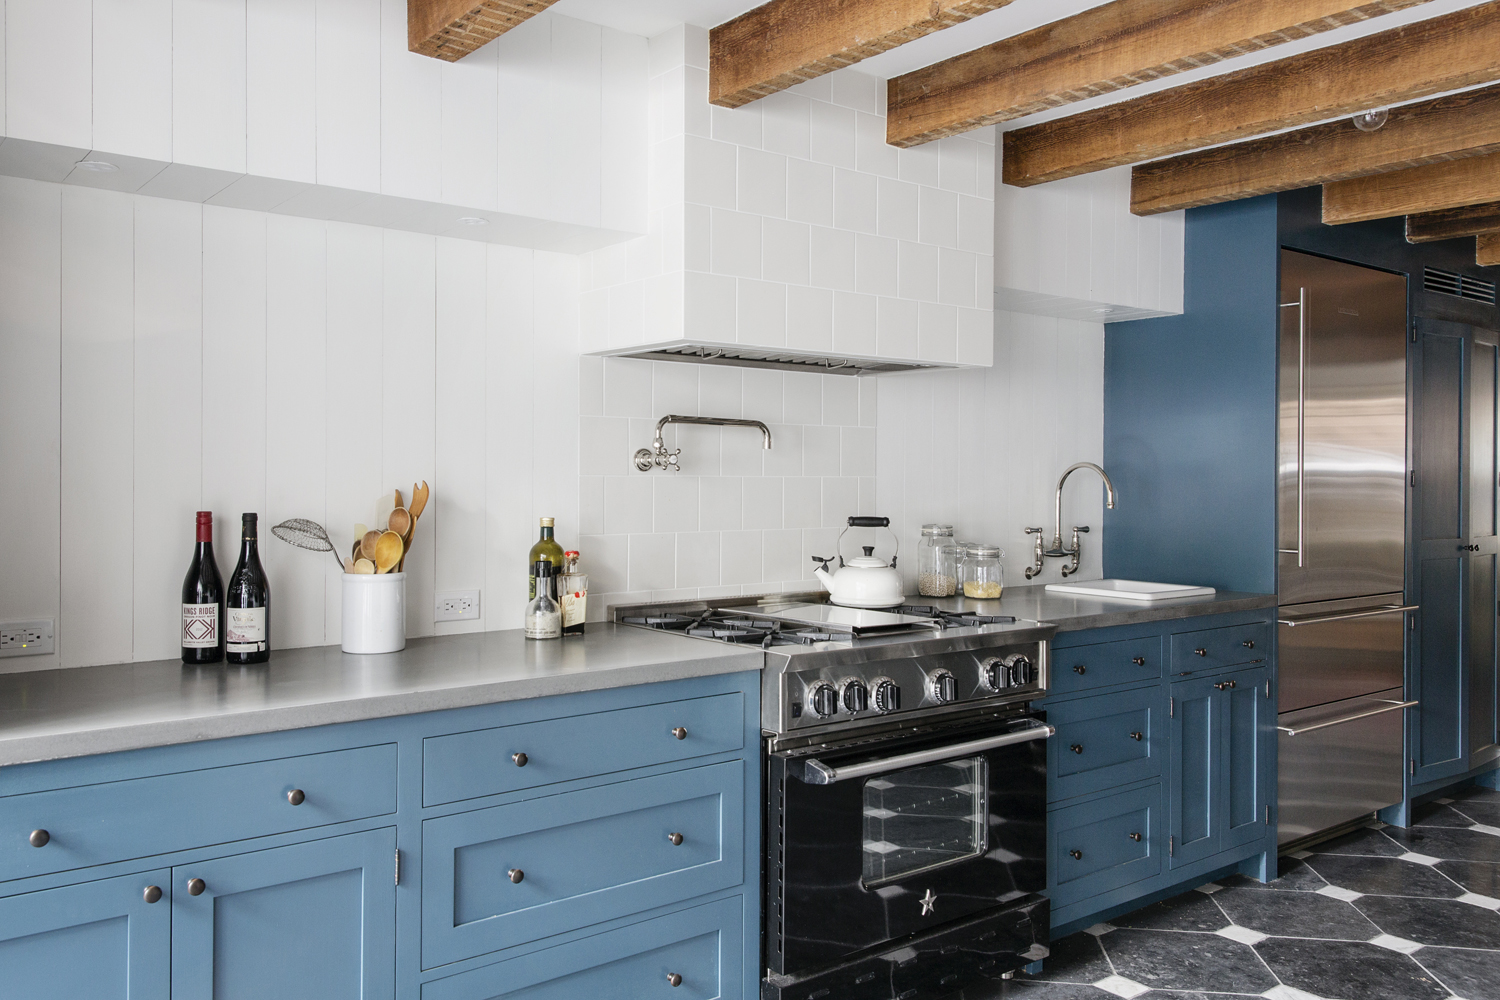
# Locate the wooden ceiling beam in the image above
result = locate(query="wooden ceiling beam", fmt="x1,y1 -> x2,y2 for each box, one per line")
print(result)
888,0 -> 1432,149
710,0 -> 1016,109
408,0 -> 560,61
1131,84 -> 1500,216
1003,0 -> 1500,188
1407,200 -> 1500,243
1322,153 -> 1500,224
1480,233 -> 1500,265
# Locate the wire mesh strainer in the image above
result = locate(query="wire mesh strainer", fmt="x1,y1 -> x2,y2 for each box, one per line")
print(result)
271,519 -> 346,572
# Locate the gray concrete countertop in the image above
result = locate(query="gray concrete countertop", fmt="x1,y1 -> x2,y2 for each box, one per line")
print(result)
909,583 -> 1277,633
0,625 -> 761,767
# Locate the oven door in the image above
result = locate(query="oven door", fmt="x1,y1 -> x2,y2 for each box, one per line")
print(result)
767,714 -> 1051,977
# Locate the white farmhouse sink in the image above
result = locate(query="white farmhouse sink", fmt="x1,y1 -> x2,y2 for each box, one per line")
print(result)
1044,579 -> 1217,602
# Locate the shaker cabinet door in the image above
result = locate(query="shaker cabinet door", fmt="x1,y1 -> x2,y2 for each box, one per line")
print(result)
1222,667 -> 1272,852
171,829 -> 396,1000
0,869 -> 171,1000
1168,677 -> 1220,868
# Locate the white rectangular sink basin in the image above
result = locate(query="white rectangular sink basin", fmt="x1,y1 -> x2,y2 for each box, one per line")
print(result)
1044,579 -> 1217,602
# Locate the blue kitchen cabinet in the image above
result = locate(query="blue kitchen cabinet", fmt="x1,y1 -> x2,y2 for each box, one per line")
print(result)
0,868 -> 171,1000
171,828 -> 397,999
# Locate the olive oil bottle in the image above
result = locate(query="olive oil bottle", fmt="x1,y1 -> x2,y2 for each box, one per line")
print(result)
528,517 -> 565,600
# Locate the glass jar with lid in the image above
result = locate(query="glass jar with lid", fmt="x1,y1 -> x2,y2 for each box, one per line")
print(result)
917,524 -> 958,597
961,545 -> 1004,600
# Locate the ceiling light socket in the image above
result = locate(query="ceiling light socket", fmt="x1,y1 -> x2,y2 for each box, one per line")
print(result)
1352,108 -> 1389,132
456,216 -> 489,227
74,159 -> 119,172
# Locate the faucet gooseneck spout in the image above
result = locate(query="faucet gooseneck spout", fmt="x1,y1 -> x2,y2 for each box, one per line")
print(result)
1024,462 -> 1118,580
1052,462 -> 1117,551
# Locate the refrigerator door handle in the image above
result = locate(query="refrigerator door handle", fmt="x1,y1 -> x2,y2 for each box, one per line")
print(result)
1277,287 -> 1308,568
1277,700 -> 1419,736
1278,605 -> 1419,627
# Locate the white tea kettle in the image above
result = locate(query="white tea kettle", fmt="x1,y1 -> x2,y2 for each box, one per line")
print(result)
813,516 -> 905,608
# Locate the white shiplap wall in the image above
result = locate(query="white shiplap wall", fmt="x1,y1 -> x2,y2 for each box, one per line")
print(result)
0,175 -> 578,672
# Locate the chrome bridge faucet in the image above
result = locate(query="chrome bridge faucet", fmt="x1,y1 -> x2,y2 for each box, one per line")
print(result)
1024,462 -> 1118,579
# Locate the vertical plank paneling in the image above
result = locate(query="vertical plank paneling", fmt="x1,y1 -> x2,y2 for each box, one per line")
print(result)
265,216 -> 327,650
440,45 -> 499,210
93,0 -> 173,161
247,0 -> 317,183
316,0 -> 382,193
486,245 -> 535,630
533,252 -> 581,536
0,176 -> 61,672
493,16 -> 549,221
549,16 -> 603,227
173,0 -> 249,173
434,238 -> 487,634
324,221 -> 384,640
202,206 -> 268,578
6,0 -> 91,149
382,230 -> 437,636
132,198 -> 204,662
379,0 -> 441,201
60,187 -> 134,667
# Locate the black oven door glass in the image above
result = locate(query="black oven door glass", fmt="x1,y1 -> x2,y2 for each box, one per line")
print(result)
861,757 -> 987,887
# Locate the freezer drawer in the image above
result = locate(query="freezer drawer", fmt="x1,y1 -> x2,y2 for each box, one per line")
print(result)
1276,688 -> 1413,845
1277,599 -> 1409,714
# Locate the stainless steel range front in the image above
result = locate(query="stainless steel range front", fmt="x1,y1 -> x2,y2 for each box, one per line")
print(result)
616,594 -> 1057,1000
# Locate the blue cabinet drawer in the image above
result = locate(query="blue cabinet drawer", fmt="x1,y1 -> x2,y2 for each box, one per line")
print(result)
1048,783 -> 1163,908
1049,687 -> 1163,801
1170,621 -> 1270,674
421,761 -> 744,969
421,895 -> 744,1000
1048,637 -> 1162,697
0,744 -> 396,882
423,693 -> 744,806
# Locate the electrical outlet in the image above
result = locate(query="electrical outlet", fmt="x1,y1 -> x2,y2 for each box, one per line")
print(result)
0,619 -> 55,658
435,590 -> 481,622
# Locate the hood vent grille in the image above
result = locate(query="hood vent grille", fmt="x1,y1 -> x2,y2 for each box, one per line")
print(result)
1424,267 -> 1497,305
608,343 -> 954,376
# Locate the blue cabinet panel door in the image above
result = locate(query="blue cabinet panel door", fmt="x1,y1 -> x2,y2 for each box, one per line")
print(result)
171,828 -> 397,1000
1168,677 -> 1219,867
0,869 -> 171,1000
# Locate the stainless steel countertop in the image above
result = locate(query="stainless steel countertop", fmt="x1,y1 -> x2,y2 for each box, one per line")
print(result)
909,583 -> 1278,633
0,625 -> 762,767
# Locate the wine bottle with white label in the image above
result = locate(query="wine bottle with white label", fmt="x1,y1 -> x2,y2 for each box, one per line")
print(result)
226,512 -> 271,664
181,510 -> 224,664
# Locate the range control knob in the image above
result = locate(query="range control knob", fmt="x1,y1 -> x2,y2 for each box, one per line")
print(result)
930,670 -> 957,704
1004,654 -> 1035,687
874,680 -> 901,714
810,684 -> 839,719
842,680 -> 869,714
982,658 -> 1011,691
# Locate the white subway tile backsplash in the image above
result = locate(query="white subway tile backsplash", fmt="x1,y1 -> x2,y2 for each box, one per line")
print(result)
628,533 -> 677,591
787,285 -> 834,353
762,218 -> 812,286
743,477 -> 784,529
654,475 -> 699,532
675,531 -> 722,588
738,278 -> 787,347
698,365 -> 743,418
580,533 -> 628,594
604,475 -> 654,533
783,372 -> 823,425
742,368 -> 784,424
833,291 -> 877,358
685,135 -> 738,209
786,158 -> 836,227
821,477 -> 858,528
712,209 -> 763,278
808,101 -> 856,168
653,359 -> 700,415
578,475 -> 604,534
920,187 -> 959,250
604,357 -> 654,417
859,378 -> 878,427
783,477 -> 822,529
822,376 -> 859,426
842,426 -> 877,477
877,178 -> 920,243
802,425 -> 841,476
760,92 -> 811,160
737,147 -> 787,218
877,296 -> 920,360
762,424 -> 804,477
939,248 -> 977,308
763,528 -> 803,584
810,226 -> 857,292
720,530 -> 763,585
834,168 -> 878,236
855,235 -> 899,297
579,355 -> 604,416
898,242 -> 940,303
699,476 -> 743,530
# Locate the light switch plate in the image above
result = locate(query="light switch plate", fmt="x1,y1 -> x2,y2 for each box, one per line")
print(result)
435,590 -> 480,622
0,619 -> 55,657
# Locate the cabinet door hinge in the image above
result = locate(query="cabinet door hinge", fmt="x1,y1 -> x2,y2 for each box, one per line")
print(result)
1410,470 -> 1417,488
395,850 -> 401,887
1169,835 -> 1174,857
1266,805 -> 1271,825
1410,759 -> 1416,776
1169,697 -> 1174,718
1265,679 -> 1270,698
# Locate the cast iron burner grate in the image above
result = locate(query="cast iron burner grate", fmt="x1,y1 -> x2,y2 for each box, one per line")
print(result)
895,605 -> 1017,628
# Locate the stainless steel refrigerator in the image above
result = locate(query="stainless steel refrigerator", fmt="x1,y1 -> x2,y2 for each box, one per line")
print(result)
1276,249 -> 1416,846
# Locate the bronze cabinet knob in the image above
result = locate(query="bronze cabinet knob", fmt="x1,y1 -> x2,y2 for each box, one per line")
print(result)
287,789 -> 305,806
143,885 -> 163,904
668,832 -> 684,846
187,878 -> 206,896
512,752 -> 529,767
1069,850 -> 1082,860
1130,731 -> 1144,741
1132,656 -> 1146,666
671,727 -> 688,740
1073,665 -> 1086,675
1070,744 -> 1084,754
1195,648 -> 1208,657
1129,832 -> 1142,842
508,868 -> 524,884
1242,640 -> 1255,649
28,829 -> 49,848
667,973 -> 683,987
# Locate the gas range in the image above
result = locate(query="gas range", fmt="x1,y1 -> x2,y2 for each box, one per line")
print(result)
615,593 -> 1056,741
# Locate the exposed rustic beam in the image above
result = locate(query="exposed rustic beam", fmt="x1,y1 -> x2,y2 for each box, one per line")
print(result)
889,0 -> 1431,148
1481,233 -> 1500,265
1322,153 -> 1500,224
408,0 -> 560,61
1003,1 -> 1500,188
1407,200 -> 1500,243
1131,84 -> 1500,216
710,0 -> 1015,109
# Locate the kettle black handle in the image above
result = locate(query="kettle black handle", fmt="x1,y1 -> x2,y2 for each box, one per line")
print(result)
847,516 -> 890,528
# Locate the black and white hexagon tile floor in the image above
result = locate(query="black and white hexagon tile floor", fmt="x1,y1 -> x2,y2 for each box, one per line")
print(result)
973,784 -> 1500,1000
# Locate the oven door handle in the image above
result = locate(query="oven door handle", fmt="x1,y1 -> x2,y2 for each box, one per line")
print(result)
795,721 -> 1056,785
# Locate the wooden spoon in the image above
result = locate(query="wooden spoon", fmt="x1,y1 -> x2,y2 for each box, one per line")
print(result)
354,558 -> 376,574
409,481 -> 429,522
374,531 -> 404,574
344,556 -> 356,574
360,530 -> 382,562
388,507 -> 412,539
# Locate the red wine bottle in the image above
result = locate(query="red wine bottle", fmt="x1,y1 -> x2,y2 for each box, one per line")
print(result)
181,511 -> 224,664
225,512 -> 271,664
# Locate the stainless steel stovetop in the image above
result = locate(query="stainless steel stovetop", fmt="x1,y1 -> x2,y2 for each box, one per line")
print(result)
614,593 -> 1057,740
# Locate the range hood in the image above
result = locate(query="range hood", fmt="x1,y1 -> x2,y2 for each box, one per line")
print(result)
601,342 -> 965,377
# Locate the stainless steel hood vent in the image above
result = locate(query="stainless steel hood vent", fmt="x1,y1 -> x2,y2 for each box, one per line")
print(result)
608,343 -> 957,376
1424,267 -> 1497,305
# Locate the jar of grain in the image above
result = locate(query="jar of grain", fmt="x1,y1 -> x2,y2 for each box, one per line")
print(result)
917,524 -> 958,597
961,545 -> 1004,600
